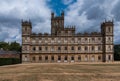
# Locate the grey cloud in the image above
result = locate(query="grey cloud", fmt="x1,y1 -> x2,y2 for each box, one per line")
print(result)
85,5 -> 106,20
111,1 -> 120,21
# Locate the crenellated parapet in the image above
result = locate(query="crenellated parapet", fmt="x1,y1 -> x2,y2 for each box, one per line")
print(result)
22,20 -> 32,27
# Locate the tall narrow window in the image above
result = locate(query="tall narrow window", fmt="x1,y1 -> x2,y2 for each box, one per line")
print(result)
33,47 -> 36,51
58,47 -> 61,50
78,47 -> 81,50
45,56 -> 48,61
45,47 -> 48,50
85,55 -> 88,61
92,46 -> 94,51
78,56 -> 81,61
58,56 -> 61,60
85,46 -> 88,51
32,56 -> 35,61
108,27 -> 111,32
98,56 -> 101,60
108,55 -> 111,60
39,56 -> 42,60
71,56 -> 74,60
51,56 -> 54,61
39,47 -> 42,50
71,46 -> 74,50
65,56 -> 67,60
98,46 -> 101,51
65,47 -> 67,50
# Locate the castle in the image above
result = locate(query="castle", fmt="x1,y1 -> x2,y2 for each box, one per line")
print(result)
22,12 -> 114,63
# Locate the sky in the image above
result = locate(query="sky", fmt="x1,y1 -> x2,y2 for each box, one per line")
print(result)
0,0 -> 120,44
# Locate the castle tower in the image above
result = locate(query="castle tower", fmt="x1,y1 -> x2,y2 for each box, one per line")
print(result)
51,11 -> 64,35
101,20 -> 114,62
21,20 -> 32,62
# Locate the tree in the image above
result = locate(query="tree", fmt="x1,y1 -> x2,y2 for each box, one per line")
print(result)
0,42 -> 9,50
114,44 -> 120,61
9,41 -> 21,52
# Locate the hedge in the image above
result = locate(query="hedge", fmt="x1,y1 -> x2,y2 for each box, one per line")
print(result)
0,58 -> 21,66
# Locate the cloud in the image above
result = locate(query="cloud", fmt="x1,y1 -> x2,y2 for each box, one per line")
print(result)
64,0 -> 120,44
62,0 -> 75,5
0,0 -> 51,43
111,0 -> 120,21
0,0 -> 120,44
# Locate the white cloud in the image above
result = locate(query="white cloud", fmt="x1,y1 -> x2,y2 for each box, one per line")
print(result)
0,0 -> 51,43
62,0 -> 74,5
64,0 -> 120,44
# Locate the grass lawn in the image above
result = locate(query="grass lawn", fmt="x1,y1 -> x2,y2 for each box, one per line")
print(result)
0,62 -> 120,81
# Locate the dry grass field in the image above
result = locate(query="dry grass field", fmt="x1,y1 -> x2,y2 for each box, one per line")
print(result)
0,62 -> 120,81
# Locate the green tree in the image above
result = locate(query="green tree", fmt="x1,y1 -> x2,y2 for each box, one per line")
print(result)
9,41 -> 21,52
0,42 -> 9,50
114,44 -> 120,61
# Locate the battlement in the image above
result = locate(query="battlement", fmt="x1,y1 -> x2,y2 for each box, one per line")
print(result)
22,20 -> 32,27
101,20 -> 114,26
51,11 -> 64,19
64,26 -> 75,30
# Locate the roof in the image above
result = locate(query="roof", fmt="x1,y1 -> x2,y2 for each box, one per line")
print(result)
0,50 -> 20,54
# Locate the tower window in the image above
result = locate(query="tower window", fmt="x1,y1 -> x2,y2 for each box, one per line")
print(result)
108,27 -> 111,32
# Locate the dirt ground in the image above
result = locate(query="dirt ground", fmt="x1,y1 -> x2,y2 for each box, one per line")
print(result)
0,62 -> 120,81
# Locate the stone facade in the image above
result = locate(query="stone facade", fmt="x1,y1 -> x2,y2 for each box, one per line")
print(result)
22,12 -> 114,63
